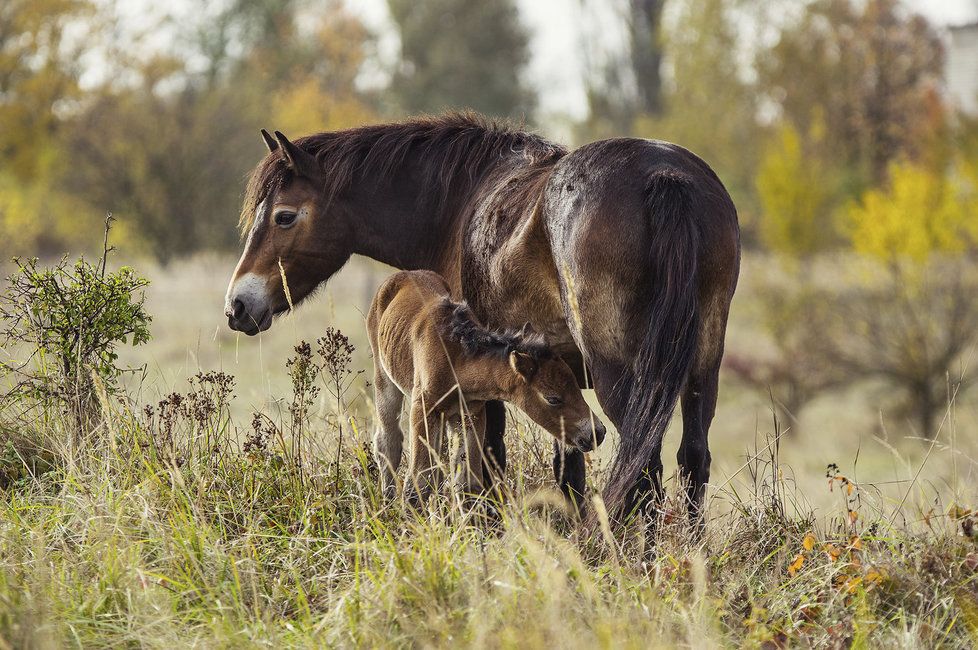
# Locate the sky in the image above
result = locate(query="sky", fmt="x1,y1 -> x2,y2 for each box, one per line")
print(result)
354,0 -> 978,121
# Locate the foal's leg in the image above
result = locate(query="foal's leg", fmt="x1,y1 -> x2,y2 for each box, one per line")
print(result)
372,367 -> 404,498
454,404 -> 486,496
406,391 -> 444,506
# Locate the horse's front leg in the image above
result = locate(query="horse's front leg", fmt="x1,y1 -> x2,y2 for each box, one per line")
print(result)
553,442 -> 587,512
482,400 -> 507,488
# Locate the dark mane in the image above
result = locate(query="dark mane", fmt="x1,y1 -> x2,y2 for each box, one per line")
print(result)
440,299 -> 552,361
239,112 -> 566,234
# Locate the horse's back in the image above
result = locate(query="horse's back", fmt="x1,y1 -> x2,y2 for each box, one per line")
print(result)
542,137 -> 740,364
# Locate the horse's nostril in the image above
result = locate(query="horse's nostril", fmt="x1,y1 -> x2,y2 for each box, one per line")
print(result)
231,298 -> 246,320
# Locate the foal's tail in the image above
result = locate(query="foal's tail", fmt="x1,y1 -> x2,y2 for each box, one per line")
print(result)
600,168 -> 700,521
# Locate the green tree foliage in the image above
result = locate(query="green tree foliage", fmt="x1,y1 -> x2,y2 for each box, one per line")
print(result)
387,0 -> 535,119
755,120 -> 838,257
757,0 -> 944,186
56,0 -> 376,260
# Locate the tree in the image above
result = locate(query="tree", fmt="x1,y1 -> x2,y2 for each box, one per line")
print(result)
755,120 -> 840,257
835,161 -> 978,439
0,0 -> 91,179
0,0 -> 109,256
60,1 -> 376,260
578,0 -> 665,138
757,0 -> 944,186
633,0 -> 760,210
628,0 -> 665,116
387,0 -> 535,119
723,279 -> 854,434
63,85 -> 260,260
847,161 -> 974,263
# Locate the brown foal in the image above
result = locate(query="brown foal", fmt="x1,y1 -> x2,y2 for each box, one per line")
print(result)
367,270 -> 606,503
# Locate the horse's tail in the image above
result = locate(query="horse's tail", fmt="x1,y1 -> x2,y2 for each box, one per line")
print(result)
600,168 -> 700,521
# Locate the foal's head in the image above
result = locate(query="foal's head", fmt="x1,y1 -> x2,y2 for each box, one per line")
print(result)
449,306 -> 606,452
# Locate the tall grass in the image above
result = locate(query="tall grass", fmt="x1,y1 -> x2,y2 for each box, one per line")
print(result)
2,349 -> 977,648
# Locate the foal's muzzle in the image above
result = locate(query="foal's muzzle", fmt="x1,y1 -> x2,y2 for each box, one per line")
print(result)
574,419 -> 607,452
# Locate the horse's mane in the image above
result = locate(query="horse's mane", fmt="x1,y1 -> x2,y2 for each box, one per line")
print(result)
440,299 -> 552,361
238,112 -> 566,234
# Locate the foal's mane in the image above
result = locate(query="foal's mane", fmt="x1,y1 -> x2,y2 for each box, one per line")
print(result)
441,300 -> 552,361
239,112 -> 566,234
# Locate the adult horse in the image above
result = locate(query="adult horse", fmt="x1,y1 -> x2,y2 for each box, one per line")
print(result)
224,113 -> 740,523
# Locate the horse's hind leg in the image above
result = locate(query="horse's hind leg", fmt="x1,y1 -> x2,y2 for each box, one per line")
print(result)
678,309 -> 728,524
373,368 -> 404,498
678,363 -> 718,524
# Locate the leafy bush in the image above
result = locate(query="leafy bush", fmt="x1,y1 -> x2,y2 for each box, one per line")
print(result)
0,222 -> 151,433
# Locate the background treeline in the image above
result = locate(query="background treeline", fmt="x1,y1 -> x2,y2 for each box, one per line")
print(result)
3,0 -> 978,436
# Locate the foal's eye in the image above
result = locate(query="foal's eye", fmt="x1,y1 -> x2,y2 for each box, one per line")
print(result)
274,211 -> 298,227
545,396 -> 563,406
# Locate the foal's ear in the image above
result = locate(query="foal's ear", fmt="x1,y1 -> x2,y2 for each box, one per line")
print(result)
260,128 -> 278,153
509,350 -> 537,381
273,130 -> 319,180
518,321 -> 536,337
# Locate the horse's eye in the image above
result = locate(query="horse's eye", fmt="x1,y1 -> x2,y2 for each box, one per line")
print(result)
545,396 -> 563,406
274,211 -> 297,227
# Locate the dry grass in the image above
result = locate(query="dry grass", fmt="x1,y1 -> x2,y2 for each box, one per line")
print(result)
2,254 -> 978,648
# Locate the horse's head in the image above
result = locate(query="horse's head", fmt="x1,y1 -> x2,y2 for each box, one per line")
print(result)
225,130 -> 353,335
505,326 -> 606,453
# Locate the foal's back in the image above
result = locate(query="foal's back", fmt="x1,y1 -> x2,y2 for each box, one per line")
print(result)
366,270 -> 454,393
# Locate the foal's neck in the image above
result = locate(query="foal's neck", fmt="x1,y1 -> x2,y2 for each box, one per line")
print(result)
454,355 -> 520,404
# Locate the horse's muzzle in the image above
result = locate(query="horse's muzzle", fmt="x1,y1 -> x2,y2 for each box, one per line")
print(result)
225,298 -> 272,335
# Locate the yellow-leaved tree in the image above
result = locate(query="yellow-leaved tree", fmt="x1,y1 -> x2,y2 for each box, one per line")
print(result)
755,120 -> 838,258
834,159 -> 978,439
846,161 -> 975,263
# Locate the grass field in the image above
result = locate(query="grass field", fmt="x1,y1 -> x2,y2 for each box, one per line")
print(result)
2,253 -> 977,647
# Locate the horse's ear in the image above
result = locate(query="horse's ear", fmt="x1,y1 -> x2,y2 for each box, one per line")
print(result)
273,130 -> 319,179
260,128 -> 278,153
519,321 -> 536,337
509,350 -> 537,381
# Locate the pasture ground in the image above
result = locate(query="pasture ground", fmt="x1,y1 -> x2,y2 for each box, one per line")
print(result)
1,255 -> 977,647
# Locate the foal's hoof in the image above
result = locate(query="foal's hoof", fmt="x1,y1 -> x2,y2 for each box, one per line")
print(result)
403,486 -> 431,511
